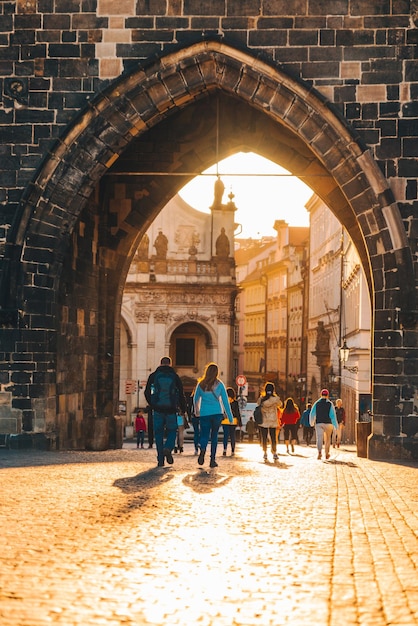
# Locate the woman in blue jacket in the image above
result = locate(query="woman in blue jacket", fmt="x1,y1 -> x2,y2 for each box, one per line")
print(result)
193,362 -> 234,468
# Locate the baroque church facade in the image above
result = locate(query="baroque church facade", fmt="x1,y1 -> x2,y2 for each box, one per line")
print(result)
120,182 -> 238,417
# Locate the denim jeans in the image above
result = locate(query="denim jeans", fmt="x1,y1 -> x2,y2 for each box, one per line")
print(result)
153,411 -> 178,464
136,430 -> 145,447
191,416 -> 201,451
222,424 -> 236,452
199,413 -> 223,460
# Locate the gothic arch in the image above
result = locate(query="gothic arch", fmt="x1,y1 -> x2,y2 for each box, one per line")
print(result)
4,40 -> 416,454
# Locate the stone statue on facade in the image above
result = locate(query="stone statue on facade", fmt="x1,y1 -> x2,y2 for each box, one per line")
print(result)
136,233 -> 149,261
212,176 -> 225,207
215,227 -> 230,258
154,230 -> 168,259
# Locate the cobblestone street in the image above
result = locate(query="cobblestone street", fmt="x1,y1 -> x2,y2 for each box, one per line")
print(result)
0,441 -> 417,626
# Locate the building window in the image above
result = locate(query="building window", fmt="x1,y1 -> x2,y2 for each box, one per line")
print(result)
175,338 -> 195,366
234,323 -> 240,345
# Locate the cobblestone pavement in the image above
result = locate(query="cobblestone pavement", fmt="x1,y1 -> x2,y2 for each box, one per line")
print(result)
0,441 -> 417,626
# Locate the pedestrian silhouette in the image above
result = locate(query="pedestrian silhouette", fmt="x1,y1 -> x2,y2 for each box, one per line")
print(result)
256,382 -> 282,462
221,387 -> 242,456
281,397 -> 300,454
135,410 -> 147,449
193,362 -> 233,468
144,356 -> 187,467
309,389 -> 338,460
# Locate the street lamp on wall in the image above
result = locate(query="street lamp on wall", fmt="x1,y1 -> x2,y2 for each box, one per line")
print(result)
339,339 -> 358,373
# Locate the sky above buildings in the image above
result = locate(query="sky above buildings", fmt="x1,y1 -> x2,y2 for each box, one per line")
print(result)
179,152 -> 312,238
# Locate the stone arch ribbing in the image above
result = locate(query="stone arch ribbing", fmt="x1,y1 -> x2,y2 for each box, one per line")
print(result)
14,39 -> 413,316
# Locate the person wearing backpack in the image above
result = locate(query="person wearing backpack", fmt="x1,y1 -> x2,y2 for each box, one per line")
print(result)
309,389 -> 338,460
144,356 -> 187,467
193,362 -> 234,468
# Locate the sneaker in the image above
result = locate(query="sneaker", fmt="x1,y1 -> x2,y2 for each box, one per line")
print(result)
198,450 -> 205,465
164,448 -> 174,465
210,459 -> 218,468
222,450 -> 226,456
174,447 -> 178,453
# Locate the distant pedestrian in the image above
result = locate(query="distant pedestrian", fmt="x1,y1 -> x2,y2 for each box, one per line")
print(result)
222,387 -> 242,456
309,389 -> 338,460
281,397 -> 301,454
246,415 -> 257,442
257,382 -> 282,462
300,403 -> 314,446
144,356 -> 187,467
193,362 -> 234,468
174,412 -> 189,454
334,398 -> 346,448
135,410 -> 147,449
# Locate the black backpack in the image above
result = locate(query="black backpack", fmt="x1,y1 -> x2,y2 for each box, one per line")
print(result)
253,405 -> 263,424
151,369 -> 179,413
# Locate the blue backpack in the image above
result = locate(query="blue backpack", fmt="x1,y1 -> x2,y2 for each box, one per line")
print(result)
151,369 -> 179,413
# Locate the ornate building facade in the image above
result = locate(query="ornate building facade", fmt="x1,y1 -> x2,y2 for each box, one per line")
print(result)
236,222 -> 309,403
120,186 -> 237,418
306,195 -> 372,444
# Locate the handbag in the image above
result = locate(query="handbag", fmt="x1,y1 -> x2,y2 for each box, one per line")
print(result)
253,404 -> 263,425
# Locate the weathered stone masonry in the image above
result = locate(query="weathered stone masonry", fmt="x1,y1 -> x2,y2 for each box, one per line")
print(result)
0,0 -> 417,457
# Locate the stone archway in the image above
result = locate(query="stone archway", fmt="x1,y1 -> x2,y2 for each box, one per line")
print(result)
4,40 -> 416,456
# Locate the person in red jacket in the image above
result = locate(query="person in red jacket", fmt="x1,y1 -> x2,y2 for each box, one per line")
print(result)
135,410 -> 147,449
281,397 -> 300,454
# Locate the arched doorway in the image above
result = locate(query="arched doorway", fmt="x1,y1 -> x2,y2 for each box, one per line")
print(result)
5,41 -> 416,457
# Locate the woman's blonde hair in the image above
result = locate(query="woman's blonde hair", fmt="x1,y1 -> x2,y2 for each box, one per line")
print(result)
198,362 -> 219,391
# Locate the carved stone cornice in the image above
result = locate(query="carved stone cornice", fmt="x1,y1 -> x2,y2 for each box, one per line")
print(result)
154,311 -> 170,323
134,307 -> 150,323
172,312 -> 212,323
217,312 -> 233,324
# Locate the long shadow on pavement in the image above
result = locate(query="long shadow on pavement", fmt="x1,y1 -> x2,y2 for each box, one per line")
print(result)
182,470 -> 232,493
113,466 -> 175,494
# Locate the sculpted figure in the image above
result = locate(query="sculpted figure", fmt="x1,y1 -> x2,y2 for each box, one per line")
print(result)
154,230 -> 168,259
213,176 -> 225,206
215,227 -> 230,258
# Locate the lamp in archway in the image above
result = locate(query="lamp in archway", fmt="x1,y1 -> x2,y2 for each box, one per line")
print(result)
339,339 -> 358,373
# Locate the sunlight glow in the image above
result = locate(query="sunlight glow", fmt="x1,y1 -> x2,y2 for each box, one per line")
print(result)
179,152 -> 312,238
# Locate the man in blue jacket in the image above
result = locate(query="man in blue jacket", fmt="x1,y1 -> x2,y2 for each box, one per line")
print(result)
144,356 -> 187,467
309,389 -> 338,460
